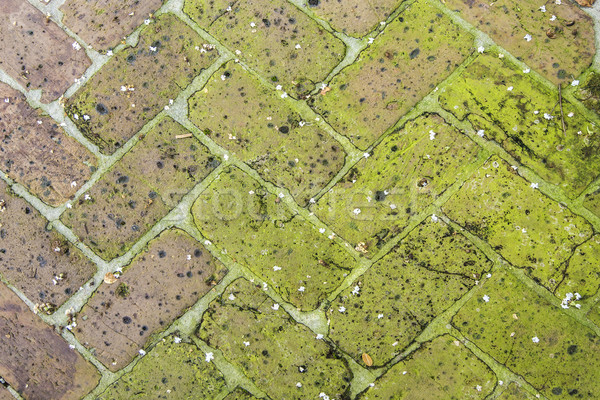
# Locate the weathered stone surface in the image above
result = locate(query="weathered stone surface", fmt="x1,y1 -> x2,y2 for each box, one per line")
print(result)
443,156 -> 593,294
66,14 -> 218,154
0,283 -> 100,400
198,278 -> 352,399
444,0 -> 594,84
453,271 -> 600,399
439,53 -> 600,197
0,386 -> 12,400
357,335 -> 496,399
223,388 -> 260,400
192,166 -> 356,311
184,0 -> 345,98
584,187 -> 600,218
189,62 -> 346,205
0,0 -> 91,102
0,179 -> 96,312
0,82 -> 96,206
61,0 -> 165,50
307,0 -> 403,37
314,114 -> 481,253
497,383 -> 533,400
309,1 -> 473,149
329,218 -> 491,366
98,335 -> 227,399
75,228 -> 227,371
62,117 -> 219,260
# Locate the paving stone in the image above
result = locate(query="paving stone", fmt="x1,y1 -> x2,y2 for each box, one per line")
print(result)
75,228 -> 227,371
443,155 -> 593,294
0,82 -> 96,206
223,388 -> 260,400
583,187 -> 600,218
66,14 -> 219,154
0,283 -> 100,399
453,270 -> 600,399
314,114 -> 481,254
98,335 -> 227,399
306,0 -> 403,37
62,117 -> 219,260
573,71 -> 600,117
61,0 -> 164,51
0,0 -> 92,103
439,53 -> 600,197
189,62 -> 346,205
587,302 -> 600,328
357,334 -> 496,399
554,235 -> 600,304
497,383 -> 533,400
192,166 -> 356,311
444,0 -> 594,85
308,1 -> 473,149
0,179 -> 96,312
0,386 -> 12,400
198,278 -> 352,399
184,0 -> 345,98
329,218 -> 491,367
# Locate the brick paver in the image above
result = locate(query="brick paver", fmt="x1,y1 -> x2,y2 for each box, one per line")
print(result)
0,284 -> 100,399
1,0 -> 600,398
0,82 -> 96,206
0,0 -> 91,103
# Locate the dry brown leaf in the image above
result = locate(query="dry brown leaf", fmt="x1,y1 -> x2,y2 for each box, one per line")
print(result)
320,86 -> 331,95
104,272 -> 118,284
362,352 -> 373,366
574,0 -> 595,7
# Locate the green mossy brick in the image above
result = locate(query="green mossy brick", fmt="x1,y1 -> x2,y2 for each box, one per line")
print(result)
198,278 -> 352,399
357,334 -> 496,399
189,62 -> 346,206
443,155 -> 592,294
314,113 -> 481,254
192,166 -> 355,310
439,53 -> 600,197
329,218 -> 491,366
453,271 -> 600,399
309,0 -> 473,149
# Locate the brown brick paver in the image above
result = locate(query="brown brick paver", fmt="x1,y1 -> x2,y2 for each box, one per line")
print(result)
0,82 -> 96,206
0,0 -> 92,103
0,283 -> 100,400
61,0 -> 165,51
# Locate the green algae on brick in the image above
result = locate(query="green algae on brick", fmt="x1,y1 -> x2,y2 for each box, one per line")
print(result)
443,156 -> 592,294
554,235 -> 600,304
98,335 -> 227,399
198,278 -> 352,399
0,83 -> 96,206
329,218 -> 491,367
574,71 -> 600,117
583,187 -> 600,218
75,228 -> 227,371
306,0 -> 403,37
497,383 -> 534,400
223,388 -> 260,400
189,62 -> 346,205
308,1 -> 473,149
192,166 -> 355,310
62,117 -> 219,260
587,302 -> 600,329
444,0 -> 594,85
439,53 -> 600,197
183,0 -> 345,98
453,271 -> 600,398
0,180 -> 96,311
61,0 -> 164,50
314,114 -> 481,254
357,334 -> 495,399
66,13 -> 218,154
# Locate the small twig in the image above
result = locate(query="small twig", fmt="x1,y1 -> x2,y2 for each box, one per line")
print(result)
175,133 -> 193,139
559,84 -> 566,137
